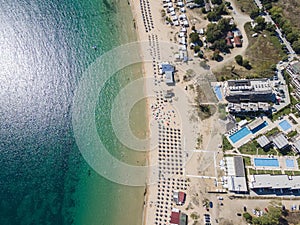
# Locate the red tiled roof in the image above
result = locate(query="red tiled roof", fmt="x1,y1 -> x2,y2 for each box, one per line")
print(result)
178,192 -> 185,204
234,36 -> 241,45
226,38 -> 232,46
170,211 -> 180,224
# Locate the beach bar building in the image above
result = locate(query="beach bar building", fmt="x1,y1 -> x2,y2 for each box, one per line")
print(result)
160,62 -> 175,85
170,208 -> 188,225
225,156 -> 248,193
173,190 -> 186,205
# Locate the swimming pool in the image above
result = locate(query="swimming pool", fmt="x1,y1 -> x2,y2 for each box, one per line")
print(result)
251,121 -> 268,134
229,121 -> 268,143
286,159 -> 295,168
279,120 -> 292,131
254,158 -> 279,167
229,127 -> 251,143
214,85 -> 222,100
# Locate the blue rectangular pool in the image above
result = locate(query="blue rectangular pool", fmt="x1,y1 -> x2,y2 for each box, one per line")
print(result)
251,121 -> 268,134
214,85 -> 222,100
254,158 -> 279,167
286,159 -> 295,168
229,127 -> 251,143
279,120 -> 292,131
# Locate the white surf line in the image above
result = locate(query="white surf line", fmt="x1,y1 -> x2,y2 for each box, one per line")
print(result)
186,174 -> 216,179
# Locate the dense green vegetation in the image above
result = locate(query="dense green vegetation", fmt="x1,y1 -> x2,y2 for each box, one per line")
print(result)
262,3 -> 300,54
222,135 -> 233,151
205,18 -> 236,52
207,3 -> 228,22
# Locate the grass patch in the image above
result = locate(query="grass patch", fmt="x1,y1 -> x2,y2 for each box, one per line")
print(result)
243,156 -> 251,166
214,23 -> 287,81
285,170 -> 300,176
239,140 -> 260,155
249,169 -> 283,175
271,106 -> 291,122
264,127 -> 280,137
218,104 -> 227,120
287,130 -> 298,138
274,0 -> 300,29
223,135 -> 234,151
234,0 -> 258,15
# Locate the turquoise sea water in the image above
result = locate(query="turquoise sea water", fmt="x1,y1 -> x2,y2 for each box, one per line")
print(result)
0,0 -> 145,224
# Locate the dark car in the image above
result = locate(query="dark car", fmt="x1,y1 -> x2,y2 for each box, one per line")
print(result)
244,206 -> 247,212
237,213 -> 242,216
209,202 -> 213,208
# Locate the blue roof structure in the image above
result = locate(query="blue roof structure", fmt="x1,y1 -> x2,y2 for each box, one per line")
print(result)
161,64 -> 174,73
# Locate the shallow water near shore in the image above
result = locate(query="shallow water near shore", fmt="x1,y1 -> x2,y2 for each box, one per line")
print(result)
0,0 -> 147,224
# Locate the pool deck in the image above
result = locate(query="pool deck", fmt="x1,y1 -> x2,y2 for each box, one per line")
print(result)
251,156 -> 299,171
228,117 -> 275,148
276,115 -> 299,134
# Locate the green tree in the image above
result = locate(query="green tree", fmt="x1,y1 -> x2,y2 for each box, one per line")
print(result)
211,0 -> 222,4
235,55 -> 243,65
212,39 -> 228,52
254,16 -> 266,31
189,32 -> 200,43
251,206 -> 283,225
195,0 -> 205,5
212,50 -> 220,61
292,40 -> 300,54
243,212 -> 252,223
270,64 -> 277,71
242,59 -> 252,70
215,3 -> 228,15
198,50 -> 204,58
194,45 -> 201,53
207,11 -> 220,21
265,22 -> 276,33
217,18 -> 232,33
206,23 -> 223,43
250,9 -> 260,19
286,32 -> 299,44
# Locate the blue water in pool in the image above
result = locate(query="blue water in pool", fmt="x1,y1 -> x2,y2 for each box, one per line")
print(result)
229,127 -> 251,143
229,121 -> 268,143
251,121 -> 268,134
214,85 -> 222,100
286,159 -> 295,168
279,120 -> 292,131
254,158 -> 279,167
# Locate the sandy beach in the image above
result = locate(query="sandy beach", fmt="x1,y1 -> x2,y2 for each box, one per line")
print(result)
129,0 -> 201,224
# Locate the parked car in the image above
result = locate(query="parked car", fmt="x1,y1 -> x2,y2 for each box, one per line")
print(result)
209,202 -> 213,208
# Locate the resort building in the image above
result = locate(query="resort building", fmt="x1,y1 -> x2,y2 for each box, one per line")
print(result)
173,190 -> 186,206
227,102 -> 270,113
271,133 -> 289,150
286,61 -> 300,98
292,139 -> 300,153
170,208 -> 188,225
256,135 -> 271,149
224,79 -> 274,103
225,156 -> 248,193
234,36 -> 242,47
249,174 -> 300,193
159,63 -> 175,85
